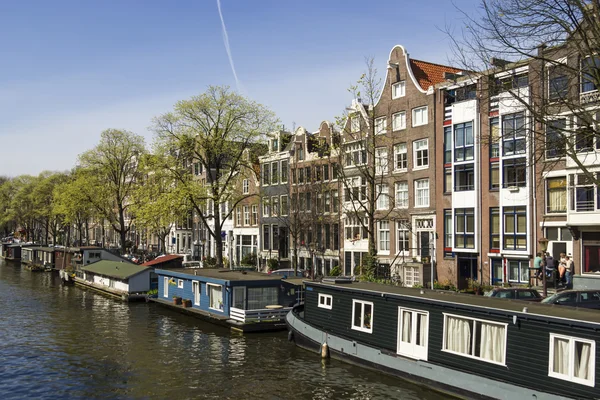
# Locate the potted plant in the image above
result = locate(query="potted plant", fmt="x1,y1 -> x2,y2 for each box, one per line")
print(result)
173,296 -> 182,305
182,299 -> 192,308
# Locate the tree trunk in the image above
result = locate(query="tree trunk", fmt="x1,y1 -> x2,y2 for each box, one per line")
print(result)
213,200 -> 224,268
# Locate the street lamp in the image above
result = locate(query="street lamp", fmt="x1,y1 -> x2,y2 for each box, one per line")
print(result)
538,237 -> 549,297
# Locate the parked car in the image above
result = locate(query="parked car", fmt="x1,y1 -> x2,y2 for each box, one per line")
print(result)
541,290 -> 600,309
484,287 -> 543,301
269,269 -> 305,278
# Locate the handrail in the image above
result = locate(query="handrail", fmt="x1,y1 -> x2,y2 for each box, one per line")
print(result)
229,306 -> 291,323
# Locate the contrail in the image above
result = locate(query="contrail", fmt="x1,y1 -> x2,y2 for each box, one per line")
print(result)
216,0 -> 241,91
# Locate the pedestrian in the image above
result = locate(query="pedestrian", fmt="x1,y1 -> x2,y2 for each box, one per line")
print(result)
565,255 -> 574,288
533,252 -> 544,280
558,252 -> 567,285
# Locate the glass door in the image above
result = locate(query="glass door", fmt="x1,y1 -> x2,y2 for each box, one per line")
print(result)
233,286 -> 246,309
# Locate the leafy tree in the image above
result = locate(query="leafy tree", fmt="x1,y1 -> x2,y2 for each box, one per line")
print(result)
53,169 -> 96,246
153,86 -> 278,268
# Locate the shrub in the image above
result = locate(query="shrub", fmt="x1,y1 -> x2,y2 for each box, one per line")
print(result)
267,258 -> 279,272
329,265 -> 341,276
241,253 -> 257,266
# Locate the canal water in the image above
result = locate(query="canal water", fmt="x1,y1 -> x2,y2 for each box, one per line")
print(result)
0,260 -> 444,400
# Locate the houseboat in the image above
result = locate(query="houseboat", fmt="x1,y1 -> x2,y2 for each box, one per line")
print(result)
74,260 -> 153,301
4,243 -> 37,262
287,279 -> 599,399
154,268 -> 304,332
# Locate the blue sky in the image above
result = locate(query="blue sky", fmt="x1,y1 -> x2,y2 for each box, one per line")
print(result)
0,0 -> 481,176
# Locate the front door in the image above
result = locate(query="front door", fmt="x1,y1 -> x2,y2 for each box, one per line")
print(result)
233,286 -> 246,309
420,232 -> 430,257
491,258 -> 503,284
397,307 -> 429,360
192,281 -> 200,305
458,257 -> 477,290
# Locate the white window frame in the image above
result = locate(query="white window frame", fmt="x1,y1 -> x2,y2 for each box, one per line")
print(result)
442,313 -> 507,366
392,111 -> 406,131
243,205 -> 250,226
351,116 -> 360,132
392,81 -> 406,99
263,198 -> 270,218
415,179 -> 429,208
177,279 -> 184,289
375,147 -> 388,175
413,138 -> 429,169
163,276 -> 169,298
375,116 -> 387,135
397,220 -> 410,254
377,184 -> 389,210
252,204 -> 258,225
207,283 -> 224,311
548,333 -> 596,387
242,179 -> 249,194
318,293 -> 333,310
412,106 -> 428,127
378,220 -> 390,252
395,181 -> 408,208
192,281 -> 200,305
394,143 -> 407,171
397,307 -> 429,360
351,299 -> 374,333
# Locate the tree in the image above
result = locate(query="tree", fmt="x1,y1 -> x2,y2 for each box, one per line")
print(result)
32,171 -> 69,244
153,86 -> 278,268
77,129 -> 146,254
0,177 -> 17,237
448,0 -> 600,183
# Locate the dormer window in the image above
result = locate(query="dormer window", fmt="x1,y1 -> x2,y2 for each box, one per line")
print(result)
351,116 -> 360,133
392,81 -> 406,99
581,55 -> 600,93
271,138 -> 279,152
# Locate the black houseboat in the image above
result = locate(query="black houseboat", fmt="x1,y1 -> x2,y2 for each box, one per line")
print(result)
287,280 -> 599,399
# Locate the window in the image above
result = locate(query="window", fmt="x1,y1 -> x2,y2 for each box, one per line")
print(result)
324,191 -> 331,213
397,220 -> 409,254
494,73 -> 528,94
281,160 -> 288,183
454,208 -> 475,249
263,224 -> 270,250
392,111 -> 406,131
298,167 -> 305,184
415,179 -> 429,207
571,174 -> 597,212
351,116 -> 360,132
242,179 -> 249,194
454,122 -> 474,161
412,106 -> 428,127
345,141 -> 367,167
305,166 -> 311,182
502,112 -> 526,156
248,287 -> 278,309
503,206 -> 527,250
251,205 -> 258,225
344,177 -> 367,202
490,162 -> 500,190
305,192 -> 312,211
271,138 -> 278,152
549,334 -> 595,387
236,206 -> 242,226
177,279 -> 183,289
333,223 -> 339,250
444,210 -> 452,253
378,220 -> 390,251
394,143 -> 407,171
345,215 -> 368,240
444,167 -> 452,193
392,81 -> 406,98
581,55 -> 600,93
576,125 -> 594,153
444,126 -> 452,164
490,208 -> 500,250
352,300 -> 373,333
375,117 -> 387,135
547,177 -> 567,213
455,84 -> 476,101
323,164 -> 330,181
332,190 -> 339,213
375,147 -> 388,175
291,168 -> 296,184
377,184 -> 390,210
272,224 -> 279,250
271,196 -> 279,217
397,308 -> 429,360
549,65 -> 569,101
490,117 -> 500,158
262,164 -> 270,186
413,139 -> 429,169
318,293 -> 333,310
280,195 -> 288,216
243,205 -> 250,226
404,266 -> 421,288
208,283 -> 223,311
544,118 -> 567,160
325,224 -> 331,249
297,146 -> 304,161
503,157 -> 526,187
443,314 -> 507,365
395,181 -> 408,208
508,259 -> 529,283
454,164 -> 475,191
262,198 -> 270,217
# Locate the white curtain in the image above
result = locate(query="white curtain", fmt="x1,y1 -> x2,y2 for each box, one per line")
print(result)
575,341 -> 592,381
480,322 -> 505,363
209,285 -> 223,310
402,311 -> 412,343
553,337 -> 570,376
446,317 -> 471,354
417,313 -> 427,347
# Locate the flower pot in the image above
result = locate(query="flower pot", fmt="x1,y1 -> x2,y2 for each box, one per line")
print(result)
182,299 -> 192,308
173,297 -> 182,305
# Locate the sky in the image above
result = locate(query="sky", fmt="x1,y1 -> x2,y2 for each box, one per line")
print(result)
0,0 -> 482,177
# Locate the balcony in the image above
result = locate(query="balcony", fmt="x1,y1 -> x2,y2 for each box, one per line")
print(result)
580,90 -> 600,105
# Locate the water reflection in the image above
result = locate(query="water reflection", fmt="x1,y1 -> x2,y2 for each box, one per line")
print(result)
0,260 -> 441,400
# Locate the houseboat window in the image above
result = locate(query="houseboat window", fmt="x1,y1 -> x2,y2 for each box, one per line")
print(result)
192,281 -> 201,306
549,334 -> 595,387
443,314 -> 507,365
178,279 -> 184,289
247,287 -> 278,310
163,277 -> 169,298
318,294 -> 333,310
208,284 -> 224,311
397,308 -> 429,361
352,300 -> 373,333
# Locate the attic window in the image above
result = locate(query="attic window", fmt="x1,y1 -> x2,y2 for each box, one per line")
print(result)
392,81 -> 406,99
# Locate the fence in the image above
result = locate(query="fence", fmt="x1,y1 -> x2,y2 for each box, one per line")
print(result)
229,307 -> 291,323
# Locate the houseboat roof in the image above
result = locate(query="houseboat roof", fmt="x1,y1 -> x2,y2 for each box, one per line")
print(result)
141,254 -> 183,266
37,247 -> 55,252
157,268 -> 282,282
310,280 -> 600,325
82,260 -> 149,280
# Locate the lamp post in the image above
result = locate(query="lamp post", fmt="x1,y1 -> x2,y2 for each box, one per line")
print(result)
538,237 -> 549,297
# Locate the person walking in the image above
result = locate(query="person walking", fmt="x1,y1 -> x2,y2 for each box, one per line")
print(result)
533,252 -> 544,280
565,255 -> 574,288
558,253 -> 567,286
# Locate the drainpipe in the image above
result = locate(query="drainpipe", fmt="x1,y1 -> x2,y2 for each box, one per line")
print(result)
477,88 -> 483,285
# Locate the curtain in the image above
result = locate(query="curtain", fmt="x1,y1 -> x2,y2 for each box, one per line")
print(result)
209,285 -> 223,310
417,313 -> 427,347
402,311 -> 412,343
553,337 -> 570,376
548,189 -> 566,212
575,341 -> 592,381
446,317 -> 471,354
480,322 -> 505,363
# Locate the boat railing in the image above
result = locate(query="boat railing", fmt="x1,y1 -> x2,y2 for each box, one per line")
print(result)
229,307 -> 291,323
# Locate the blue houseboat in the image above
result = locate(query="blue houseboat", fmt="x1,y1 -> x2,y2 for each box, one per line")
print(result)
154,268 -> 303,332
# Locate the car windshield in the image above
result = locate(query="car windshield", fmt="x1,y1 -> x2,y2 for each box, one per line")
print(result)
541,293 -> 561,304
484,290 -> 495,297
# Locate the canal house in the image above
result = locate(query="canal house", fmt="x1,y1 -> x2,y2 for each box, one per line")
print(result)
77,260 -> 153,301
288,280 -> 600,399
155,268 -> 302,332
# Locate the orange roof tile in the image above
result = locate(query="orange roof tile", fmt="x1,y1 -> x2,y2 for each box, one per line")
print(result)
142,254 -> 183,266
409,59 -> 462,91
